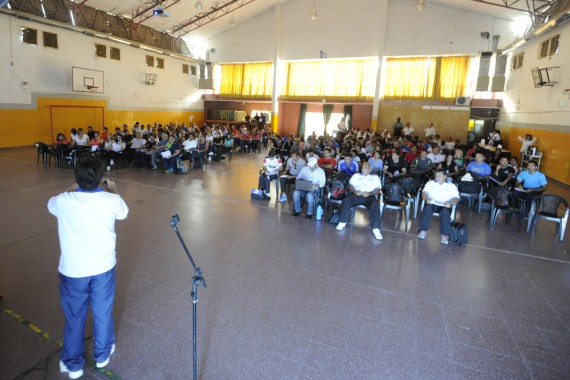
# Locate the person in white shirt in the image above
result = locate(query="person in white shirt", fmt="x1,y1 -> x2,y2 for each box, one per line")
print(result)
336,117 -> 347,135
183,134 -> 198,151
403,122 -> 415,137
427,146 -> 445,164
258,149 -> 283,199
417,169 -> 460,245
518,134 -> 537,153
335,162 -> 383,240
279,151 -> 306,202
48,158 -> 128,379
125,132 -> 146,166
424,123 -> 436,138
293,157 -> 326,219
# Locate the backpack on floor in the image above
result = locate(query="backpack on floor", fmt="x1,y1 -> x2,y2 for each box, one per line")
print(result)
327,209 -> 340,224
450,222 -> 468,246
326,172 -> 350,200
176,159 -> 188,174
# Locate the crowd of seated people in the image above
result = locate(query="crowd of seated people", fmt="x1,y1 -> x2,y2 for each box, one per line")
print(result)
49,120 -> 274,173
258,126 -> 547,242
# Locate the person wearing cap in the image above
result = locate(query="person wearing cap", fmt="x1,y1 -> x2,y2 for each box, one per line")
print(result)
292,157 -> 326,219
336,162 -> 383,240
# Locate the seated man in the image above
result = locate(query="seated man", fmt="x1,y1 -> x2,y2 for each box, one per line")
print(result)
465,152 -> 492,179
427,146 -> 445,165
258,149 -> 283,199
134,134 -> 157,168
489,156 -> 515,187
417,169 -> 460,245
162,135 -> 182,174
410,150 -> 433,184
293,157 -> 326,219
515,160 -> 547,216
317,148 -> 337,176
338,155 -> 359,176
126,132 -> 146,166
150,132 -> 168,170
335,162 -> 383,240
279,151 -> 306,202
383,152 -> 407,183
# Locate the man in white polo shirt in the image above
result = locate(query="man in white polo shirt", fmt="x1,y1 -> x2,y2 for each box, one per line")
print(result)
48,158 -> 129,379
418,169 -> 459,245
336,162 -> 383,240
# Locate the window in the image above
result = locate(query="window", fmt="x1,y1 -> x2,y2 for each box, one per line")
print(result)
511,53 -> 524,70
538,34 -> 559,58
191,66 -> 197,76
110,47 -> 120,60
43,32 -> 58,48
304,112 -> 343,137
96,44 -> 106,58
21,28 -> 37,45
156,58 -> 164,69
146,55 -> 154,67
182,64 -> 189,74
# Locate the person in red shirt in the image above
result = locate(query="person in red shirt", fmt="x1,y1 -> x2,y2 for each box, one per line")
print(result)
317,148 -> 337,176
100,127 -> 109,142
405,146 -> 420,165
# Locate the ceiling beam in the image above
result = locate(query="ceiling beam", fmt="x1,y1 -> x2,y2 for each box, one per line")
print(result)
171,0 -> 256,38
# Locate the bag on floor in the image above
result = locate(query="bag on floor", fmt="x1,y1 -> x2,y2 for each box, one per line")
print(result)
250,189 -> 265,199
450,222 -> 468,246
327,209 -> 340,224
176,159 -> 188,174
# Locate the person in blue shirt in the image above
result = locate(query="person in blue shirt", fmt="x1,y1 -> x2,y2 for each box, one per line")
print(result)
465,153 -> 491,178
515,160 -> 547,216
338,155 -> 359,176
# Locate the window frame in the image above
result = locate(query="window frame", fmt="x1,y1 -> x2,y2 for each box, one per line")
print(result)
146,55 -> 154,67
43,31 -> 58,49
538,34 -> 559,59
95,44 -> 107,58
110,46 -> 121,61
156,57 -> 164,69
182,63 -> 189,74
21,27 -> 38,45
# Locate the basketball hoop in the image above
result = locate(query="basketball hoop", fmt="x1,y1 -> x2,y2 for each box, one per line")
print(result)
86,85 -> 99,93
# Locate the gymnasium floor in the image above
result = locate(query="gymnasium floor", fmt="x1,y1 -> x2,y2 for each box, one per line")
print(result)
1,147 -> 569,380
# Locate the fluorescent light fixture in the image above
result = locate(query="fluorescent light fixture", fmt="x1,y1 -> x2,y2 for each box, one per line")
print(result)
69,9 -> 75,25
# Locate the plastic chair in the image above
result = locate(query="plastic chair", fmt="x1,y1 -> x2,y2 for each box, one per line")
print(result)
458,180 -> 486,213
380,182 -> 410,232
489,188 -> 523,231
34,142 -> 53,166
527,194 -> 569,241
398,177 -> 420,218
420,198 -> 457,221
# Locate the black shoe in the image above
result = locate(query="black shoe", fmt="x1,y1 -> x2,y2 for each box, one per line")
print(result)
306,214 -> 313,220
293,211 -> 301,217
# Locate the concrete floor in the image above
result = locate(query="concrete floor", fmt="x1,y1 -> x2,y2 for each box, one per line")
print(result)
1,147 -> 569,380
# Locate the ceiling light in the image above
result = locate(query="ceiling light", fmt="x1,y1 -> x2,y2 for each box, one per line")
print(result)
416,0 -> 424,11
195,0 -> 203,11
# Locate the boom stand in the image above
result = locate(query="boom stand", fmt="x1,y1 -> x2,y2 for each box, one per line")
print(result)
170,214 -> 207,380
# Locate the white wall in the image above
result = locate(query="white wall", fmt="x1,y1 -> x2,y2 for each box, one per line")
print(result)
0,13 -> 203,110
206,0 -> 518,63
502,23 -> 570,126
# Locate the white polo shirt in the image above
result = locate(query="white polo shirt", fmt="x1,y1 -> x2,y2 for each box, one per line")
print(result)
422,180 -> 459,205
349,173 -> 382,193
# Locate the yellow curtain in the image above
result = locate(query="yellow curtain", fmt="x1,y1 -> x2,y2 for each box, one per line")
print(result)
382,57 -> 436,100
281,58 -> 376,100
220,62 -> 273,98
435,56 -> 471,99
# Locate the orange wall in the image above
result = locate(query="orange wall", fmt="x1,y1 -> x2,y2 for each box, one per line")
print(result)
500,126 -> 570,185
0,97 -> 203,148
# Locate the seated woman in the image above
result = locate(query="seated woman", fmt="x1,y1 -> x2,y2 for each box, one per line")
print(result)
223,134 -> 234,155
190,136 -> 209,168
368,150 -> 384,175
240,129 -> 252,153
439,154 -> 459,181
53,132 -> 72,166
105,134 -> 125,171
250,129 -> 262,153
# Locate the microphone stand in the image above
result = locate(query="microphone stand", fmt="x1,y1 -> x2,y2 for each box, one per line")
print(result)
170,214 -> 207,380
